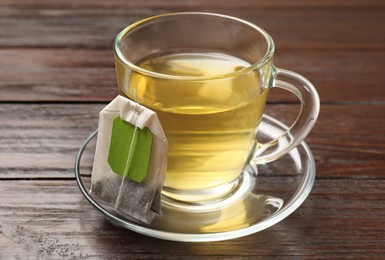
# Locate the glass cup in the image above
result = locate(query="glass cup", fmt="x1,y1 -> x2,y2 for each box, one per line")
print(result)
113,12 -> 319,207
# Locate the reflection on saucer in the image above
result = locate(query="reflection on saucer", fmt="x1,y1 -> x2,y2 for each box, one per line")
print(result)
200,194 -> 283,233
151,179 -> 284,234
75,114 -> 315,242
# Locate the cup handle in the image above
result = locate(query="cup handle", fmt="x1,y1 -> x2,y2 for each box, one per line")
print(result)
252,68 -> 320,164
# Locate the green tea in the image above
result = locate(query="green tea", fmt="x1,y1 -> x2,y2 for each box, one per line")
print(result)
118,53 -> 268,193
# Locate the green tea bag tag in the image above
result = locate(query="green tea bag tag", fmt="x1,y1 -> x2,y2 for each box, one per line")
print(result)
108,116 -> 153,183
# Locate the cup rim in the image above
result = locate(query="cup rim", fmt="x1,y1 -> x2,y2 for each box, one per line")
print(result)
113,12 -> 275,81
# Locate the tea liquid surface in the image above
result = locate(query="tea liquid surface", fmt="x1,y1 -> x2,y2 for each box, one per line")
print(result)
122,53 -> 268,191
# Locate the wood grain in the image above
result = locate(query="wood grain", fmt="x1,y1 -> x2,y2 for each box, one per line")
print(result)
1,104 -> 384,180
2,0 -> 385,8
0,179 -> 384,258
0,7 -> 384,49
1,48 -> 384,102
0,49 -> 118,102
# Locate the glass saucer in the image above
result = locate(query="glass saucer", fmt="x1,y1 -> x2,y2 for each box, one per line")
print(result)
75,114 -> 315,242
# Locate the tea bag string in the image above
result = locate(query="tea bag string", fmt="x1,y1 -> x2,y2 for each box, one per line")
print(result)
115,104 -> 140,209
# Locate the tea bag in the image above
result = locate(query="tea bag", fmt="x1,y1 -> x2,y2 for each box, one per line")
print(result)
90,95 -> 168,224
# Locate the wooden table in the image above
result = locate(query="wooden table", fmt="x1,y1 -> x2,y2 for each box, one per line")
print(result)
1,1 -> 385,258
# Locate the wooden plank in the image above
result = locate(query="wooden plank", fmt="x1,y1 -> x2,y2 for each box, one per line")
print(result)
1,0 -> 384,8
273,49 -> 385,103
0,104 -> 384,179
0,7 -> 384,49
0,49 -> 117,102
0,104 -> 102,179
0,179 -> 384,258
0,48 -> 384,102
0,234 -> 30,259
266,104 -> 385,179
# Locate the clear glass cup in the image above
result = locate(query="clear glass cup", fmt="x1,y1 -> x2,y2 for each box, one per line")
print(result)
113,12 -> 319,208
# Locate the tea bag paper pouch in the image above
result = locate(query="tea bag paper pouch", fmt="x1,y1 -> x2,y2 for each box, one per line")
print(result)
90,95 -> 168,224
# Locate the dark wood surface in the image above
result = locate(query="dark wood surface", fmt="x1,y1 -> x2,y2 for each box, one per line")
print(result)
1,1 -> 384,259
